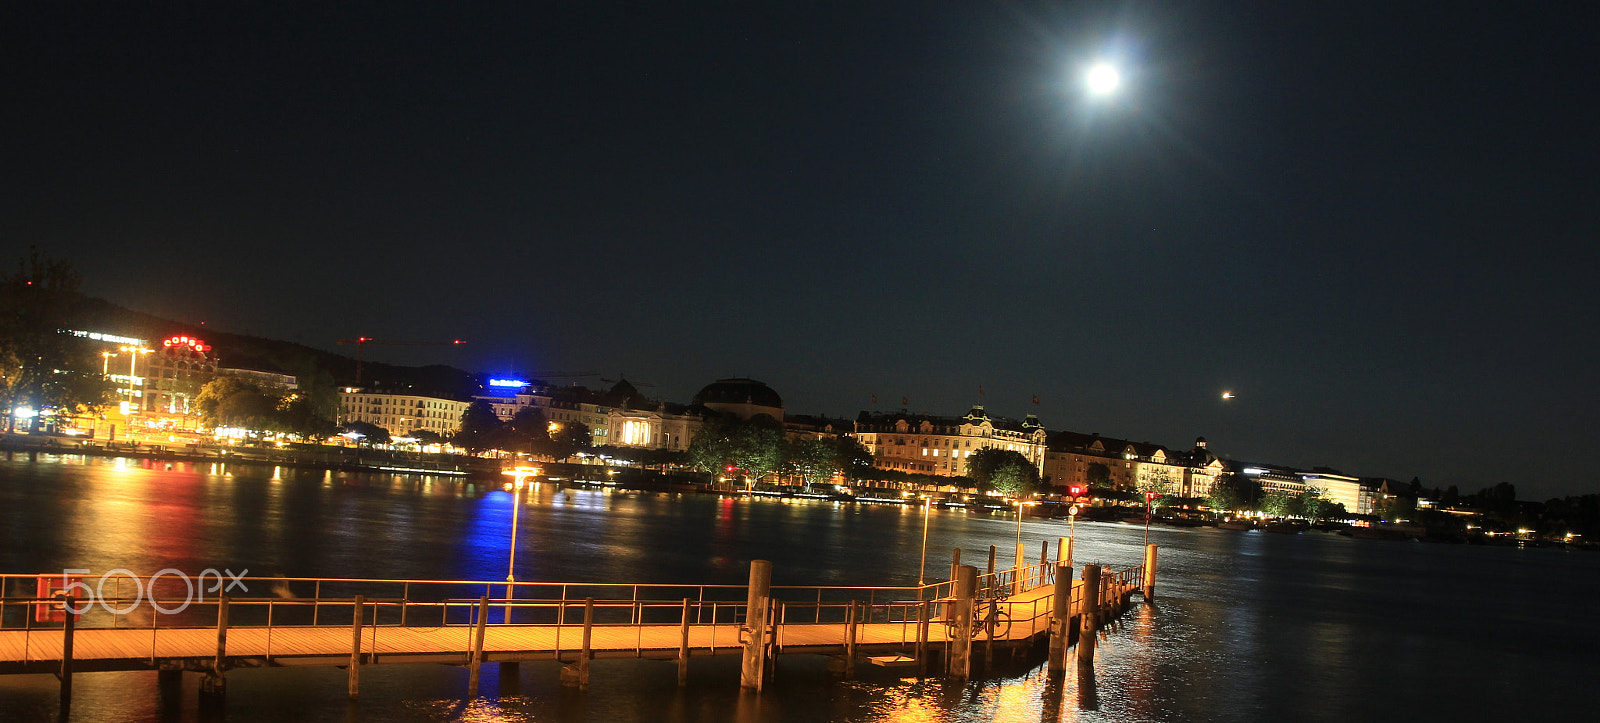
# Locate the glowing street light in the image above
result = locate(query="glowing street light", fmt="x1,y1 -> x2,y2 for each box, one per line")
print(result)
917,495 -> 933,587
501,465 -> 541,623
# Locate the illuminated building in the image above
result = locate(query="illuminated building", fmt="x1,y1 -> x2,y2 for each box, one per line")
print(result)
337,390 -> 471,437
144,335 -> 217,417
1042,434 -> 1224,497
853,406 -> 1048,478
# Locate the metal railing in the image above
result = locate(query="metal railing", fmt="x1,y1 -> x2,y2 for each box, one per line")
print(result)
0,558 -> 1144,666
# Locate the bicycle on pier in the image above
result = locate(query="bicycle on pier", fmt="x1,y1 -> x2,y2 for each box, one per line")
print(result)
942,585 -> 1012,641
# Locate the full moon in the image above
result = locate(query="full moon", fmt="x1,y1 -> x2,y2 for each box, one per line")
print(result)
1086,63 -> 1120,95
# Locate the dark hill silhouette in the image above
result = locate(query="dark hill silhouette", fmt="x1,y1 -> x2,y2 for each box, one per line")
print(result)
68,295 -> 478,400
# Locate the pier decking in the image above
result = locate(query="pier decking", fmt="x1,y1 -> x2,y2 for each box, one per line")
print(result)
1,548 -> 1152,710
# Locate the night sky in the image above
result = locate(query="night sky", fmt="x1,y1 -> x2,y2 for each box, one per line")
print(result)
6,2 -> 1598,499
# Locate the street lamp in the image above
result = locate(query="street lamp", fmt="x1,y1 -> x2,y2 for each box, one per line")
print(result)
501,465 -> 541,623
917,495 -> 933,587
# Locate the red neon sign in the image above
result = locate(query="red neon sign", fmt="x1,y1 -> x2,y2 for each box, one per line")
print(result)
162,335 -> 211,353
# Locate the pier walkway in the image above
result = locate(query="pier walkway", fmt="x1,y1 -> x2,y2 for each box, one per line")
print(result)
1,547 -> 1153,706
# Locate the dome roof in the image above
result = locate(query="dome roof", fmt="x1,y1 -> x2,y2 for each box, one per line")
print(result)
693,378 -> 783,410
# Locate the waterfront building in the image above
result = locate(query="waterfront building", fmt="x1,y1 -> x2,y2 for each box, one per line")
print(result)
1301,469 -> 1374,515
338,390 -> 471,438
144,335 -> 217,418
853,406 -> 1047,478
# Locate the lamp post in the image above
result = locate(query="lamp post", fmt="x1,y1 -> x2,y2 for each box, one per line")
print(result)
917,495 -> 932,587
501,466 -> 541,623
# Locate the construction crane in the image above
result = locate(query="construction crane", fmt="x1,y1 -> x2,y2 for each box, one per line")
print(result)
337,337 -> 466,385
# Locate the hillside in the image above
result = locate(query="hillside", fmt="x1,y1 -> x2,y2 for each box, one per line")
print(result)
69,296 -> 480,400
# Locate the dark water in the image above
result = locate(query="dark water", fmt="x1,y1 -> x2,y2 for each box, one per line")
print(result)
1,455 -> 1595,721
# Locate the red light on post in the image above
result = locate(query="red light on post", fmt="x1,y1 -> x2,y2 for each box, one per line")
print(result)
1146,492 -> 1158,501
1067,485 -> 1085,499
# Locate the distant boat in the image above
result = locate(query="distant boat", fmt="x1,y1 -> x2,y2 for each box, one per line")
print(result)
1217,520 -> 1254,531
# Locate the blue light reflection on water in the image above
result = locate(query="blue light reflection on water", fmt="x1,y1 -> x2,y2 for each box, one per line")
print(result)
1,456 -> 1597,722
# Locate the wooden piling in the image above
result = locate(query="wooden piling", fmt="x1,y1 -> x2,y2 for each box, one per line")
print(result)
1059,536 -> 1072,571
740,560 -> 772,690
200,594 -> 228,702
948,565 -> 976,679
58,594 -> 74,712
843,601 -> 857,678
577,597 -> 593,689
1077,564 -> 1100,665
468,596 -> 487,697
1143,544 -> 1159,600
1013,542 -> 1026,593
677,598 -> 691,687
348,595 -> 362,699
1048,562 -> 1071,674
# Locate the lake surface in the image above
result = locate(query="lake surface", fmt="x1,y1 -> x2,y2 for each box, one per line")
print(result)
1,454 -> 1595,721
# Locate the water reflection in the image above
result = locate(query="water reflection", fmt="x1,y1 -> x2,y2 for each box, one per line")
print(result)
3,457 -> 1599,721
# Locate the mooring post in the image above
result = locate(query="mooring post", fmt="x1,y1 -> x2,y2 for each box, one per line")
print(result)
1077,564 -> 1101,666
200,594 -> 229,703
58,594 -> 74,712
1013,542 -> 1026,593
985,546 -> 996,595
740,560 -> 772,690
949,548 -> 961,594
678,598 -> 691,687
468,596 -> 487,697
1143,544 -> 1159,600
948,564 -> 977,679
349,595 -> 363,700
1048,563 -> 1072,674
577,597 -> 593,689
1059,536 -> 1072,572
843,600 -> 858,678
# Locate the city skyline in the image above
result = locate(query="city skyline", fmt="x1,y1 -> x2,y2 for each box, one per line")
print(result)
6,2 -> 1597,500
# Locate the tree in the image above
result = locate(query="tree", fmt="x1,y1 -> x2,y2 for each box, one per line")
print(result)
1208,473 -> 1262,513
0,250 -> 110,429
194,377 -> 278,430
546,420 -> 592,461
410,429 -> 446,446
1086,462 -> 1113,489
1259,490 -> 1296,518
832,436 -> 874,480
500,407 -> 551,455
339,420 -> 390,445
966,447 -> 1041,497
786,438 -> 837,490
275,390 -> 337,440
686,414 -> 785,482
1297,489 -> 1329,521
453,401 -> 504,454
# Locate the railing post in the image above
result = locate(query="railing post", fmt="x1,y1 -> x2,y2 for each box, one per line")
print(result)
1078,564 -> 1101,666
579,597 -> 593,688
1143,544 -> 1159,600
740,560 -> 772,690
915,599 -> 929,675
1048,563 -> 1072,674
349,595 -> 363,700
948,565 -> 977,679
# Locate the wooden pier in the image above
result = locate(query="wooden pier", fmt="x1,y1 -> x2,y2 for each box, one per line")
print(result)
0,544 -> 1155,710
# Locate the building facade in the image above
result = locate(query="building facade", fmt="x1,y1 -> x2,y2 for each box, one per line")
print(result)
853,406 -> 1048,478
338,390 -> 471,438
